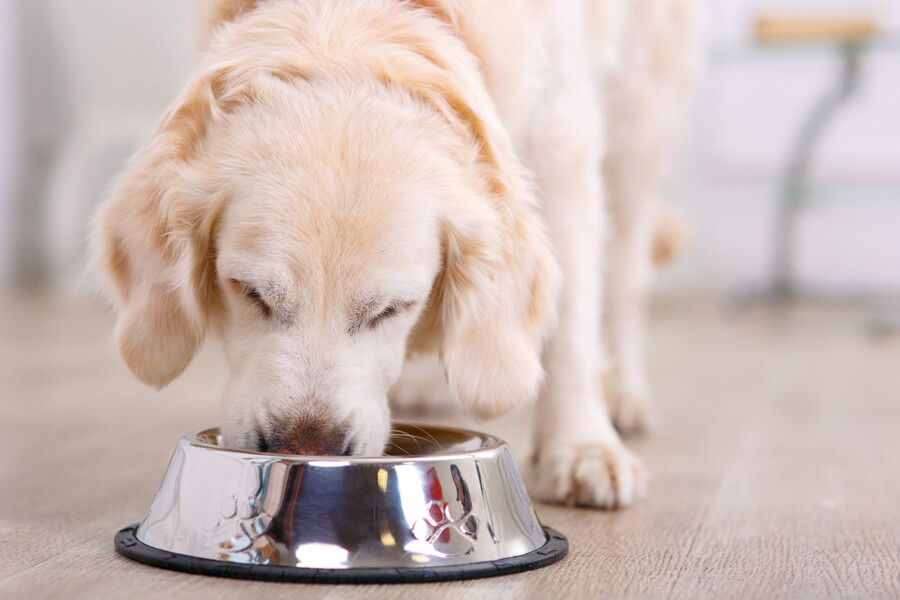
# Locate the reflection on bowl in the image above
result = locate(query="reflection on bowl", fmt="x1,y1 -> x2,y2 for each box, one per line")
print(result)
115,424 -> 568,583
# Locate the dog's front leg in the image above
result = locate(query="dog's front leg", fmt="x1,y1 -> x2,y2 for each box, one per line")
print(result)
525,80 -> 646,509
602,152 -> 659,434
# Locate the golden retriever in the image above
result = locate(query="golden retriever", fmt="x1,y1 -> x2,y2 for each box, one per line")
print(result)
93,0 -> 701,507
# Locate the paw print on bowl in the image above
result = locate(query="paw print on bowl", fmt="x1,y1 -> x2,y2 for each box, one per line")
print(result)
207,462 -> 283,563
213,494 -> 274,557
410,466 -> 478,557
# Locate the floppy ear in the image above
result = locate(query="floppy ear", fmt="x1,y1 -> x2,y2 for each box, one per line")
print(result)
388,30 -> 561,421
436,189 -> 560,421
92,72 -> 230,388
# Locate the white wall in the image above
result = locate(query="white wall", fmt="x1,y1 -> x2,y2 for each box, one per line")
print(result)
0,0 -> 20,287
5,0 -> 194,290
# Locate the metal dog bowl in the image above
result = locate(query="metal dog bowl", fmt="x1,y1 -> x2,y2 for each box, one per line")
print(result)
115,424 -> 567,583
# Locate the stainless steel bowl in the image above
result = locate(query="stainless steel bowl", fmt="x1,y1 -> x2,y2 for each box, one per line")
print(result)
115,424 -> 567,583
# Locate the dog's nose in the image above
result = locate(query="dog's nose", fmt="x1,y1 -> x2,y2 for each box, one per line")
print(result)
260,419 -> 351,456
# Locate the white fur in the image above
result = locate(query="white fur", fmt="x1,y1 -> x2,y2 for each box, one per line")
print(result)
94,0 -> 701,507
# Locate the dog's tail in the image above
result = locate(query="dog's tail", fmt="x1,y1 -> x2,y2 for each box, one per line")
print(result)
652,202 -> 690,268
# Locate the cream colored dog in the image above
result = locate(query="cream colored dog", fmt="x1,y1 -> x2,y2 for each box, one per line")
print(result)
94,0 -> 701,507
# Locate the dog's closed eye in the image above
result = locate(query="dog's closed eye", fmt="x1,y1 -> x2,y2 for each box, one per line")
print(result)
352,300 -> 417,334
229,278 -> 272,319
369,304 -> 399,329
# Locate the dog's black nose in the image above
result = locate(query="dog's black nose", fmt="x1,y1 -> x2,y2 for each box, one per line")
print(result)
259,418 -> 351,456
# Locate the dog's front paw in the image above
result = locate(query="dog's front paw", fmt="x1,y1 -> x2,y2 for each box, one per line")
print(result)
604,369 -> 658,435
530,440 -> 647,509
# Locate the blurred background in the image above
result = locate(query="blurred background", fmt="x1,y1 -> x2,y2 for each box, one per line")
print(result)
2,3 -> 900,594
665,0 -> 900,303
0,0 -> 898,301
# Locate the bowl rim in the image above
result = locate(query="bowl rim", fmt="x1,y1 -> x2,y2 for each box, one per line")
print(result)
183,423 -> 509,464
117,523 -> 569,583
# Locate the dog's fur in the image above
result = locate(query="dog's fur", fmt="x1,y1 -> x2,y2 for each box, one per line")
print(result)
94,0 -> 701,507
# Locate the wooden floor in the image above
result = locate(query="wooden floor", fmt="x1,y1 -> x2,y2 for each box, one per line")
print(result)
2,292 -> 900,599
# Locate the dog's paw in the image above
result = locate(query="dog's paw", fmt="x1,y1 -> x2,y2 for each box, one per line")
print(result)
604,369 -> 658,435
529,440 -> 647,509
389,353 -> 455,415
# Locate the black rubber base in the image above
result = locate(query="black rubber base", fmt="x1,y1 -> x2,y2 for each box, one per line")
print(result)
115,524 -> 568,584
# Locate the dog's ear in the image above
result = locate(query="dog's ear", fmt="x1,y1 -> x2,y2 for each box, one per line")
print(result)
92,70 -> 236,388
435,193 -> 559,421
395,36 -> 561,421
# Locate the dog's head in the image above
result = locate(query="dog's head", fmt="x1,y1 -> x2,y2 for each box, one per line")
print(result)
93,6 -> 558,456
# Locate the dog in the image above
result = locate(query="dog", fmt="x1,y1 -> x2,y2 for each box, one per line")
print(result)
93,0 -> 701,508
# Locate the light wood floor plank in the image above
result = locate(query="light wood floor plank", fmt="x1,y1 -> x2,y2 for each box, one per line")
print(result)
2,294 -> 899,598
